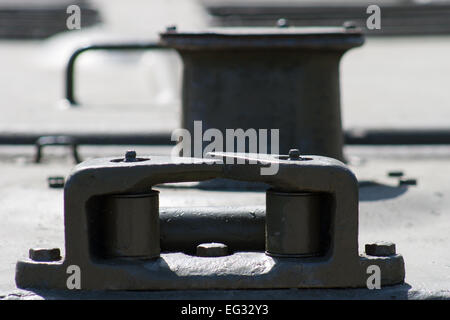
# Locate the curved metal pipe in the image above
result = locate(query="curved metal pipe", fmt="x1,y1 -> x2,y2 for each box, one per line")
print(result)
65,43 -> 167,105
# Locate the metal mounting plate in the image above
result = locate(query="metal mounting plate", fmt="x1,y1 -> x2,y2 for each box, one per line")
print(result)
15,153 -> 405,290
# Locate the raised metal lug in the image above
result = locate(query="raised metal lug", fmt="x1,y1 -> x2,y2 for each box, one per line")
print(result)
15,152 -> 405,290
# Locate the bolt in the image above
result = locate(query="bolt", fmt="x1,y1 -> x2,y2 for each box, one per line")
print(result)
365,242 -> 396,257
124,150 -> 137,162
399,178 -> 417,186
166,25 -> 177,33
196,243 -> 229,257
288,149 -> 301,160
276,18 -> 289,28
29,248 -> 61,262
343,21 -> 357,30
48,176 -> 65,188
388,171 -> 404,178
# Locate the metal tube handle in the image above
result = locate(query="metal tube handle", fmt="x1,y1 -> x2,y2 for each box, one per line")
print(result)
65,43 -> 167,106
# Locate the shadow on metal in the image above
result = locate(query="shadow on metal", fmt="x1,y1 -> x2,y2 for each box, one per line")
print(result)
21,283 -> 414,300
359,181 -> 409,202
2,129 -> 450,146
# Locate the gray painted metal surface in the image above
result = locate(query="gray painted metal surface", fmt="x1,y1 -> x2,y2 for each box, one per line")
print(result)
0,146 -> 449,299
1,1 -> 450,300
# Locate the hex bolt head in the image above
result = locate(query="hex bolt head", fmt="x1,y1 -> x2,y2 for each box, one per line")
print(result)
124,150 -> 137,162
288,149 -> 301,160
48,176 -> 65,188
196,243 -> 229,257
29,248 -> 61,262
365,242 -> 396,257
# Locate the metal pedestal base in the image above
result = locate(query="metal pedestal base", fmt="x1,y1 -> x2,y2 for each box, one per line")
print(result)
16,252 -> 404,290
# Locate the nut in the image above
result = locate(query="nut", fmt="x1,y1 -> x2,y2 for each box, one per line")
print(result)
288,149 -> 301,160
365,242 -> 396,257
48,176 -> 65,188
29,248 -> 61,262
399,178 -> 417,186
388,171 -> 404,177
125,150 -> 137,162
196,243 -> 229,257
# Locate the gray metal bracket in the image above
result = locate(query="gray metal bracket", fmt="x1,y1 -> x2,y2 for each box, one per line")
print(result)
15,152 -> 404,290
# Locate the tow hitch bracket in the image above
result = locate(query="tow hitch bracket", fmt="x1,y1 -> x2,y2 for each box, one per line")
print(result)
16,152 -> 404,290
